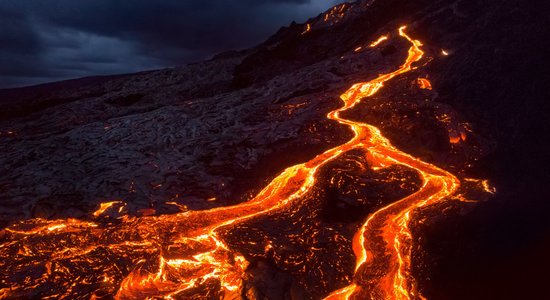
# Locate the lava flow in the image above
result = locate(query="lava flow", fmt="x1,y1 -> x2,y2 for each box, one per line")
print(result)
1,27 -> 469,299
324,27 -> 460,300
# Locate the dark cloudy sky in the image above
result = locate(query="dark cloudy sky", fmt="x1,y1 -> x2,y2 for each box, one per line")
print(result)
0,0 -> 342,89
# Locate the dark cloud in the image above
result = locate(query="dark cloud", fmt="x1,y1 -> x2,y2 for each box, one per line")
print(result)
0,0 -> 342,88
0,6 -> 52,87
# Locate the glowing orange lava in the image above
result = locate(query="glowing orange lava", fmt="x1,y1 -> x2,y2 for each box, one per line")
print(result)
449,128 -> 467,144
370,35 -> 388,47
417,78 -> 432,90
302,23 -> 311,35
0,27 -> 477,299
93,201 -> 122,217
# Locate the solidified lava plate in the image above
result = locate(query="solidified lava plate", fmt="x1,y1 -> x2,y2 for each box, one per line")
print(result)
1,0 -> 520,299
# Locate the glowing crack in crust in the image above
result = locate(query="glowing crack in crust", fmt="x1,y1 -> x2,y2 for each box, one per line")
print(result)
0,27 -> 476,299
369,35 -> 388,47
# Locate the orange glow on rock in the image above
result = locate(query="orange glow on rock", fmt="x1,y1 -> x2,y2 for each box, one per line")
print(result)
417,78 -> 432,90
302,23 -> 311,35
93,201 -> 122,217
449,128 -> 467,144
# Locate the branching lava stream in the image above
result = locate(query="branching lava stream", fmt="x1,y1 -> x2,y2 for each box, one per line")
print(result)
1,27 -> 464,299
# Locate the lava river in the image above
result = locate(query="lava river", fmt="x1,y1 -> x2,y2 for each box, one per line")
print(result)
1,27 -> 469,299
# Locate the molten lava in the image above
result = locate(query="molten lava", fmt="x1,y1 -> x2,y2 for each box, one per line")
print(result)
417,78 -> 432,90
0,27 -> 486,299
369,35 -> 388,47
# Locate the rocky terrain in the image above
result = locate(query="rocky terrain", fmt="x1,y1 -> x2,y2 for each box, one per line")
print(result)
0,0 -> 548,299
